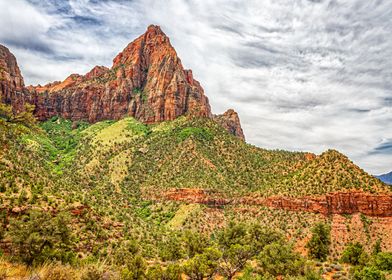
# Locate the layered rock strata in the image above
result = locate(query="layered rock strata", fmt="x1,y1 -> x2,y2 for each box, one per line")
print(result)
162,188 -> 392,217
0,25 -> 244,138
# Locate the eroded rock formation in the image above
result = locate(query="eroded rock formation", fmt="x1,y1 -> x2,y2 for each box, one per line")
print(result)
262,192 -> 392,217
0,45 -> 25,107
161,188 -> 392,217
1,25 -> 246,138
164,188 -> 230,207
214,109 -> 245,140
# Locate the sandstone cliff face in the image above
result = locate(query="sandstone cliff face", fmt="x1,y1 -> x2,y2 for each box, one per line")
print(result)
0,25 -> 244,138
25,25 -> 212,123
0,45 -> 26,107
213,109 -> 245,140
261,192 -> 392,217
161,188 -> 392,217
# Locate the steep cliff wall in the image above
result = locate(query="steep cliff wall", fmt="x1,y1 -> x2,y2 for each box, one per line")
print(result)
161,188 -> 392,217
24,25 -> 212,123
0,45 -> 27,110
0,25 -> 244,139
262,192 -> 392,217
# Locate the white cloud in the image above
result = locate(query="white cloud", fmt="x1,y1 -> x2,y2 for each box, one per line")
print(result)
0,0 -> 391,174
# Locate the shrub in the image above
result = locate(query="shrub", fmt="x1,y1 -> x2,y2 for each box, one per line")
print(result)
306,222 -> 331,261
177,127 -> 213,141
216,222 -> 254,280
372,252 -> 392,271
159,235 -> 183,261
353,267 -> 385,280
9,210 -> 74,265
340,242 -> 368,266
114,240 -> 140,266
183,247 -> 221,280
182,230 -> 209,258
121,255 -> 146,280
372,239 -> 382,256
146,263 -> 182,280
258,241 -> 305,276
81,265 -> 108,280
248,224 -> 284,255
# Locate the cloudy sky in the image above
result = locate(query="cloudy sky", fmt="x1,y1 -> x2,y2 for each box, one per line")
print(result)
1,0 -> 391,174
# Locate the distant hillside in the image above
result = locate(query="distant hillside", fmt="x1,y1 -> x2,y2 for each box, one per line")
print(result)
377,171 -> 392,185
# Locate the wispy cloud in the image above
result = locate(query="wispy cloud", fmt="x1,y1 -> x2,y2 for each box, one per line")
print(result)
0,0 -> 391,174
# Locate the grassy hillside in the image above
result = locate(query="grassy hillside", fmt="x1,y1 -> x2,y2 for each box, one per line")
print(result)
1,106 -> 391,279
52,114 -> 387,199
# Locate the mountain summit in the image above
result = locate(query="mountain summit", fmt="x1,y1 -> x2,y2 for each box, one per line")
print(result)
0,25 -> 244,139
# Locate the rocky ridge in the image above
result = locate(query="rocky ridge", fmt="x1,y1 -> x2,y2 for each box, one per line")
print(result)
0,25 -> 244,139
161,188 -> 392,217
0,45 -> 25,108
213,109 -> 245,140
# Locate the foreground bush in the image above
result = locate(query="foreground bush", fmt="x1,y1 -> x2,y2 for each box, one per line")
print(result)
341,242 -> 368,266
353,267 -> 386,280
8,210 -> 75,265
306,222 -> 331,261
258,241 -> 305,276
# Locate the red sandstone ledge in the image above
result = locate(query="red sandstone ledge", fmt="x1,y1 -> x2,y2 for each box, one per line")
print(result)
162,189 -> 392,217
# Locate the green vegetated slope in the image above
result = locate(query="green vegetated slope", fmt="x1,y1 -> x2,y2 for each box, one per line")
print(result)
1,110 -> 388,211
59,114 -> 387,199
2,104 -> 392,279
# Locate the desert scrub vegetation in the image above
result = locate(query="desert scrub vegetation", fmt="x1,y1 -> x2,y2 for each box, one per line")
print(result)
0,221 -> 326,279
16,113 -> 386,206
339,241 -> 392,279
7,217 -> 388,280
306,222 -> 331,261
1,108 -> 391,279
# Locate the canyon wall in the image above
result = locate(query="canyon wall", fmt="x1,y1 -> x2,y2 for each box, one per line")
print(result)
0,25 -> 244,139
162,188 -> 392,217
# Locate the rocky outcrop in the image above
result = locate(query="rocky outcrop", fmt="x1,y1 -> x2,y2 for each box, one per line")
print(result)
261,192 -> 392,217
164,188 -> 229,207
214,109 -> 245,140
0,45 -> 26,107
0,25 -> 245,138
161,188 -> 392,217
25,25 -> 211,123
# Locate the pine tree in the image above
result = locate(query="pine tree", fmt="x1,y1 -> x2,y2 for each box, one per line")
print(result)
306,222 -> 331,261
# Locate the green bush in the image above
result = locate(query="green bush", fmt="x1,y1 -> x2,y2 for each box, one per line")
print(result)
372,252 -> 392,271
114,240 -> 140,266
146,263 -> 182,280
159,234 -> 183,261
183,247 -> 221,280
258,241 -> 305,276
81,265 -> 108,280
216,222 -> 254,280
353,267 -> 385,280
182,230 -> 209,258
121,255 -> 146,280
248,224 -> 284,255
177,127 -> 213,141
372,239 -> 382,256
306,222 -> 331,261
341,242 -> 368,266
8,210 -> 74,265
